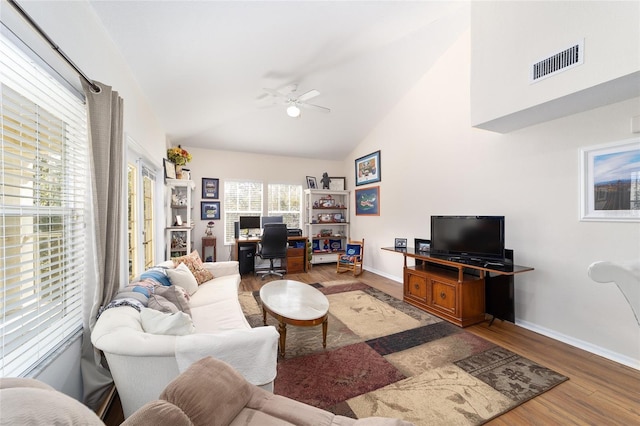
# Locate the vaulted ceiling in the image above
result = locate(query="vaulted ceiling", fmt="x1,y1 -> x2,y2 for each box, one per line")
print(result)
88,1 -> 470,160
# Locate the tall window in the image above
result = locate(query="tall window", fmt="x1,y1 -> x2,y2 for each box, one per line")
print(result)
268,183 -> 302,228
223,180 -> 263,244
127,163 -> 138,279
0,35 -> 88,376
127,157 -> 156,278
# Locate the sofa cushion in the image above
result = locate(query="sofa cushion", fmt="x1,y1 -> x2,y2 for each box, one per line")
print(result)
122,400 -> 193,426
172,250 -> 214,285
140,308 -> 195,336
140,266 -> 173,287
167,262 -> 199,295
149,285 -> 192,316
160,357 -> 253,426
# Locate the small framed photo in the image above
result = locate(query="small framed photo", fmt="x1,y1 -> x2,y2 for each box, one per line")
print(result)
329,177 -> 346,191
355,186 -> 380,216
306,176 -> 317,189
163,158 -> 176,180
355,150 -> 381,186
414,238 -> 431,253
202,178 -> 219,199
174,215 -> 183,226
580,138 -> 640,222
201,201 -> 220,220
394,238 -> 407,249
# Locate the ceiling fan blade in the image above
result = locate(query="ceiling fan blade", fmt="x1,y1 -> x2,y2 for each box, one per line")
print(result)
263,87 -> 286,98
297,89 -> 320,102
301,102 -> 331,113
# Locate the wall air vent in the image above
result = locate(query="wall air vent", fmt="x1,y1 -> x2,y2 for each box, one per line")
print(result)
530,40 -> 584,83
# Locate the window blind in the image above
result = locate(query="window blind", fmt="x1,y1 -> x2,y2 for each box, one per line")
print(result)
223,180 -> 263,244
268,183 -> 302,229
1,34 -> 88,377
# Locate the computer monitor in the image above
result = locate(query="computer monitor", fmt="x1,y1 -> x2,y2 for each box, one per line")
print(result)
261,216 -> 284,227
239,216 -> 261,236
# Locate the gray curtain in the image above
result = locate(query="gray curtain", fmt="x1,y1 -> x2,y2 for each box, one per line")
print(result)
79,80 -> 124,410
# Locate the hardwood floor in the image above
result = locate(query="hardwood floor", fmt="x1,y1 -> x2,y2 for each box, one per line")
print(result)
105,264 -> 640,424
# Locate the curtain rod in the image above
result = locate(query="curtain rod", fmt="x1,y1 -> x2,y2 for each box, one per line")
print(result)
7,0 -> 101,93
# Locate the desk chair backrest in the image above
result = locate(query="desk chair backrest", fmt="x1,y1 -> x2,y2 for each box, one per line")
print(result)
260,223 -> 288,258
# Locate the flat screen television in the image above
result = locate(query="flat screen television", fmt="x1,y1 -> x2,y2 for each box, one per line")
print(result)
239,215 -> 261,231
430,215 -> 505,261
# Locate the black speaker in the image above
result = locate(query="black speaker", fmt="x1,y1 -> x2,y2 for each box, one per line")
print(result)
234,221 -> 240,239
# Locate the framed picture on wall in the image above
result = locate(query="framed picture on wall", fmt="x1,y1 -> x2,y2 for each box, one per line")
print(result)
580,138 -> 640,222
201,201 -> 221,220
202,178 -> 219,199
355,150 -> 381,186
355,186 -> 380,215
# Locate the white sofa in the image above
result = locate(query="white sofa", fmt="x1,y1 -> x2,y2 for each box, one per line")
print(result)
91,260 -> 279,418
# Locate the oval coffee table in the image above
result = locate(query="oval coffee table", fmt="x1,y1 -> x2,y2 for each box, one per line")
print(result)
259,279 -> 329,357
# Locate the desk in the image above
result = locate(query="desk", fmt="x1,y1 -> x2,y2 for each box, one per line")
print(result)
235,236 -> 308,274
382,247 -> 534,327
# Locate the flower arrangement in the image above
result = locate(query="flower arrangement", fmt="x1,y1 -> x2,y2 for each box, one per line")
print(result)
167,145 -> 192,166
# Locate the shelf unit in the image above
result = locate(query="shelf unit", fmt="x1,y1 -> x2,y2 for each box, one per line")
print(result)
304,189 -> 350,264
166,179 -> 195,259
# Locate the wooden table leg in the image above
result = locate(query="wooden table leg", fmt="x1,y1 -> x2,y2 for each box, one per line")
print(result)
278,321 -> 287,357
262,306 -> 267,326
322,317 -> 328,348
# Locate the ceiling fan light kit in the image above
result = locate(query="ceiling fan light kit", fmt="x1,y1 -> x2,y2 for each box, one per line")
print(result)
287,104 -> 301,118
263,85 -> 330,118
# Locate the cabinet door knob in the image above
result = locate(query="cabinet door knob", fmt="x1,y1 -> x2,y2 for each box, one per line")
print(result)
414,284 -> 420,290
440,292 -> 446,299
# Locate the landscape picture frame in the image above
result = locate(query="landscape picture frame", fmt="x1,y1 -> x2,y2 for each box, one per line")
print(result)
202,177 -> 219,199
355,150 -> 381,186
201,201 -> 221,220
355,186 -> 380,216
580,138 -> 640,222
329,176 -> 346,191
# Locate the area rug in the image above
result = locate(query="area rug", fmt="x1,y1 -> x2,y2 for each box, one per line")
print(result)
240,280 -> 568,425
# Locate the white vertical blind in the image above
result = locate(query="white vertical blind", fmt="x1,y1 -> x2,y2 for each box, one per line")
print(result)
0,34 -> 88,377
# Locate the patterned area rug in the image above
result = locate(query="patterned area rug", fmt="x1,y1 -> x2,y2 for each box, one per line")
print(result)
240,280 -> 568,425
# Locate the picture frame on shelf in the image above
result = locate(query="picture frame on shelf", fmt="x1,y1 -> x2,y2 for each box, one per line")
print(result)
201,201 -> 220,220
355,150 -> 381,186
202,177 -> 219,199
394,238 -> 407,249
306,176 -> 317,189
163,158 -> 176,180
329,176 -> 346,191
414,238 -> 431,253
580,137 -> 640,222
174,215 -> 183,226
355,186 -> 380,216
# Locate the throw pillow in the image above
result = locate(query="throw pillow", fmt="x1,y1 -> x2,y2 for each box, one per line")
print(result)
154,285 -> 192,317
167,262 -> 199,296
140,308 -> 195,335
147,294 -> 179,314
172,250 -> 214,285
140,267 -> 172,287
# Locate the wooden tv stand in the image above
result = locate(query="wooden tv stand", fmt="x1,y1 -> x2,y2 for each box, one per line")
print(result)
382,247 -> 534,327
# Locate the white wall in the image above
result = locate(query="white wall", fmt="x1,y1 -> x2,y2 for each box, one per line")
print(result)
349,27 -> 640,368
178,147 -> 344,261
471,1 -> 640,131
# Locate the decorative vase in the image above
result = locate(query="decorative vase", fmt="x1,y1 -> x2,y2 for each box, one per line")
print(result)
175,165 -> 183,179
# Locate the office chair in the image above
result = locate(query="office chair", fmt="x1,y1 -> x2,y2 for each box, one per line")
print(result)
255,223 -> 288,279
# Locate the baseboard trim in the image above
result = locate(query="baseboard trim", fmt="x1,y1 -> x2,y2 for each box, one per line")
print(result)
95,384 -> 117,420
363,265 -> 402,283
516,319 -> 640,371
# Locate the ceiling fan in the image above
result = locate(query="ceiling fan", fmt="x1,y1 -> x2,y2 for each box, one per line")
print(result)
262,85 -> 331,118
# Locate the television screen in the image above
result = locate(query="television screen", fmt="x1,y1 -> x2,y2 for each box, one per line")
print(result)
261,216 -> 284,227
430,216 -> 505,260
239,215 -> 261,230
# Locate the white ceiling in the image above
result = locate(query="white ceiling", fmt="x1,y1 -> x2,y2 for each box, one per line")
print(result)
88,1 -> 470,160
